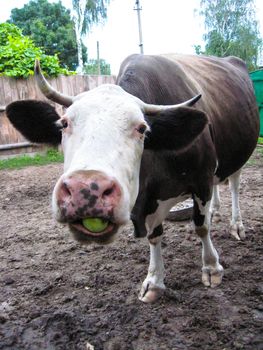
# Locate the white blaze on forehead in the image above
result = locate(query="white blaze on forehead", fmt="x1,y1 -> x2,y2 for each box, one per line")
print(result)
59,84 -> 148,220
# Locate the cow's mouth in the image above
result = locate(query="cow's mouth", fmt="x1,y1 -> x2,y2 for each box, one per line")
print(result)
68,219 -> 119,244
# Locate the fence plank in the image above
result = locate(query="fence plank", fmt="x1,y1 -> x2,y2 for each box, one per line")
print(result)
0,74 -> 116,155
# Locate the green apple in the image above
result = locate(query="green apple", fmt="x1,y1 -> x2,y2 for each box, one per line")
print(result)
82,217 -> 109,233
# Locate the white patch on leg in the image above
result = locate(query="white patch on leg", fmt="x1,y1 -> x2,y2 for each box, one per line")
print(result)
228,169 -> 245,240
194,196 -> 224,287
194,196 -> 211,222
140,195 -> 188,302
210,185 -> 222,223
139,239 -> 166,303
213,169 -> 245,240
200,233 -> 224,287
145,195 -> 188,235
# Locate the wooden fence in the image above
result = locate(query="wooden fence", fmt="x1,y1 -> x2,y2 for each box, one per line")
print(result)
0,74 -> 116,157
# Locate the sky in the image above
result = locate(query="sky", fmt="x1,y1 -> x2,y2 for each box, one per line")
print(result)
1,0 -> 263,74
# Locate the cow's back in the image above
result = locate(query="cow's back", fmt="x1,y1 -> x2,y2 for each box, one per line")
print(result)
117,54 -> 260,181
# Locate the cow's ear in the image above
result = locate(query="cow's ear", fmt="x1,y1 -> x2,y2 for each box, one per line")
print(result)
144,107 -> 208,151
6,100 -> 62,145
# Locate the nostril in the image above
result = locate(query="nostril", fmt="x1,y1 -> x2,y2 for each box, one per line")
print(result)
102,185 -> 115,198
61,180 -> 71,198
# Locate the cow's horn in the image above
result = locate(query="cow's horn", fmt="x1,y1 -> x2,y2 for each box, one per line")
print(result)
34,60 -> 73,107
142,94 -> 202,115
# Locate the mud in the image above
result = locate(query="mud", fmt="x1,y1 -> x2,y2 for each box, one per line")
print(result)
0,148 -> 262,350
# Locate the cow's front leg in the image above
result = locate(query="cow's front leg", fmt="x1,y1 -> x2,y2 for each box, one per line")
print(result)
139,225 -> 166,303
193,196 -> 224,288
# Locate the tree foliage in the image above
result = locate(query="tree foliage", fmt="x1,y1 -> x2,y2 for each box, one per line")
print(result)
72,0 -> 110,35
197,0 -> 262,70
84,59 -> 111,75
72,0 -> 111,72
8,0 -> 86,70
0,23 -> 72,78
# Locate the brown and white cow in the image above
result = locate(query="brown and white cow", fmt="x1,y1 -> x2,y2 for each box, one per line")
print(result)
6,54 -> 259,302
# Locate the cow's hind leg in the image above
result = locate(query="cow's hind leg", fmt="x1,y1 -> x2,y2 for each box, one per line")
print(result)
228,169 -> 245,240
210,185 -> 221,223
193,196 -> 224,288
139,225 -> 166,303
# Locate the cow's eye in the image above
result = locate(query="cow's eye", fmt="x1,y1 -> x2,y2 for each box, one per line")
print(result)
61,119 -> 68,129
136,124 -> 147,135
57,118 -> 69,130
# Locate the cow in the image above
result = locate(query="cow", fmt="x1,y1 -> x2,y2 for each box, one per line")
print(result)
6,54 -> 259,303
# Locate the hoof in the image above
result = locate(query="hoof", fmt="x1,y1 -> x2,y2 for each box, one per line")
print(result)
139,283 -> 165,303
202,265 -> 224,288
230,222 -> 246,240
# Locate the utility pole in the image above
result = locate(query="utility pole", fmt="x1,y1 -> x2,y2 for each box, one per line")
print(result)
97,41 -> 101,75
134,0 -> 144,54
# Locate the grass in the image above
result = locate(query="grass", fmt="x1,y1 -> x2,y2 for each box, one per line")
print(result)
258,137 -> 263,145
0,148 -> 64,170
246,145 -> 263,166
256,145 -> 263,157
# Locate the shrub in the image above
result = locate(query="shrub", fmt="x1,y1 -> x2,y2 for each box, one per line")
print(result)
0,23 -> 74,78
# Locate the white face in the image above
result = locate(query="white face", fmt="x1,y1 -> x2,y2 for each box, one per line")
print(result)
52,84 -> 149,227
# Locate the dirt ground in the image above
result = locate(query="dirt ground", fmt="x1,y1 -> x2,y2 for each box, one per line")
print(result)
0,148 -> 262,350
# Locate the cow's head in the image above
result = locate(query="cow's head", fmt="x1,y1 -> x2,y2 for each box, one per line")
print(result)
6,61 -> 207,244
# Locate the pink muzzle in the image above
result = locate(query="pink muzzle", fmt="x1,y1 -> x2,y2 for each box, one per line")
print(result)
55,170 -> 122,223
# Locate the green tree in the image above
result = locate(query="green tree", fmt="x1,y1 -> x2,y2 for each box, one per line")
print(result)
72,0 -> 111,72
197,0 -> 262,70
84,58 -> 111,75
0,22 -> 72,78
8,0 -> 86,70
